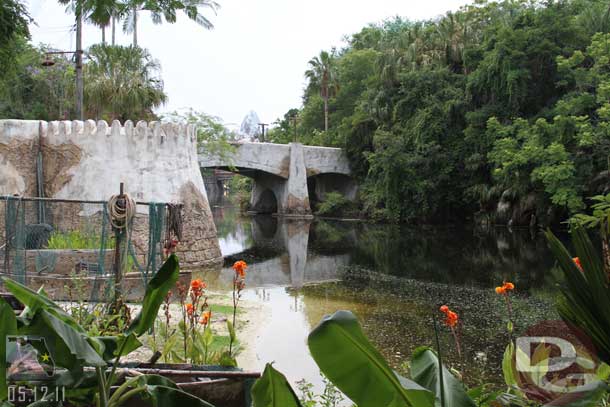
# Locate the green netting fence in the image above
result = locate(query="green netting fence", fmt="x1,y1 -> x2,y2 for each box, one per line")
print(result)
0,195 -> 178,303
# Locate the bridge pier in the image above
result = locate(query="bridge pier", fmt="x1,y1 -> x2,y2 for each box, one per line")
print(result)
199,141 -> 352,217
249,143 -> 311,217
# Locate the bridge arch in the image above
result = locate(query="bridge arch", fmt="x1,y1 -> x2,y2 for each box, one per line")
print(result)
307,172 -> 357,205
199,142 -> 354,216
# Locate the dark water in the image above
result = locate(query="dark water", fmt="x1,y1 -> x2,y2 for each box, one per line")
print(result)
209,205 -> 561,393
213,205 -> 560,292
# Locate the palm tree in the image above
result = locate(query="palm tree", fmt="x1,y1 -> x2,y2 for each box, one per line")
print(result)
119,0 -> 219,47
305,50 -> 340,132
84,44 -> 168,121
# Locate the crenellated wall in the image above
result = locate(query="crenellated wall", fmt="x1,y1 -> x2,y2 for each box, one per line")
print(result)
0,119 -> 222,269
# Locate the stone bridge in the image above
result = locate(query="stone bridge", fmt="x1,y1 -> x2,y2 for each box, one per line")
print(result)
198,142 -> 356,216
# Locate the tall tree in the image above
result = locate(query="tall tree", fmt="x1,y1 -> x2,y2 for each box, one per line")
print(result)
84,44 -> 167,121
120,0 -> 220,47
305,50 -> 340,132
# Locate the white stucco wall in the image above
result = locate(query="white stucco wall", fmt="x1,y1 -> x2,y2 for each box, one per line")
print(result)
41,120 -> 208,212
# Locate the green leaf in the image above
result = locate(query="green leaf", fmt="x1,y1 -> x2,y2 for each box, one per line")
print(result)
227,319 -> 236,344
120,374 -> 216,407
410,347 -> 476,407
0,298 -> 17,400
1,279 -> 58,314
545,228 -> 610,364
502,342 -> 517,388
307,310 -> 434,407
19,309 -> 106,369
95,334 -> 142,361
542,381 -> 608,407
203,326 -> 213,348
251,363 -> 302,407
218,351 -> 237,367
2,279 -> 85,334
128,255 -> 180,336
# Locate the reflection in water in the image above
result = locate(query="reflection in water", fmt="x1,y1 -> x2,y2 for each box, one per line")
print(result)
208,206 -> 559,396
211,206 -> 558,292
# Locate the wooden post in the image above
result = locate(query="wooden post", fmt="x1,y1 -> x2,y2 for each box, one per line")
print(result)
112,182 -> 125,303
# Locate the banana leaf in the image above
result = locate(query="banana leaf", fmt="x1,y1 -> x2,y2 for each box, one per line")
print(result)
410,347 -> 476,407
307,310 -> 434,407
0,298 -> 17,400
128,254 -> 180,336
115,374 -> 216,407
251,363 -> 301,407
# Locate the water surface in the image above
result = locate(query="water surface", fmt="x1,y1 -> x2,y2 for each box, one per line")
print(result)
207,205 -> 560,394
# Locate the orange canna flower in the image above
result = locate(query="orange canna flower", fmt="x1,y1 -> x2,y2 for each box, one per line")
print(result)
190,279 -> 206,296
233,260 -> 248,278
496,281 -> 515,295
185,303 -> 194,316
445,310 -> 459,328
573,257 -> 583,272
439,305 -> 459,328
199,311 -> 212,325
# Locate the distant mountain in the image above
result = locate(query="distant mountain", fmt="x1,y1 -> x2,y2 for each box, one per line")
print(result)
238,110 -> 261,141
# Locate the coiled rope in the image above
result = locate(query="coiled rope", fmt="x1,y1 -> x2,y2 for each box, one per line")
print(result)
107,194 -> 136,231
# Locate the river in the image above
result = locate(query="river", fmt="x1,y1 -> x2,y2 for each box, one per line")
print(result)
205,204 -> 561,397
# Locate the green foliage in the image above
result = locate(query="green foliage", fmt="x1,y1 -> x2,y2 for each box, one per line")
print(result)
546,226 -> 610,364
274,0 -> 610,224
252,364 -> 302,407
0,40 -> 76,120
569,193 -> 610,238
0,255 -> 215,407
307,310 -> 434,406
410,347 -> 476,407
0,0 -> 30,72
47,229 -> 111,250
296,377 -> 345,407
314,192 -> 355,217
163,108 -> 236,162
84,44 -> 167,121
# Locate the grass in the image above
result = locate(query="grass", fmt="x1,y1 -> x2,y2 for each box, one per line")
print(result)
47,230 -> 114,250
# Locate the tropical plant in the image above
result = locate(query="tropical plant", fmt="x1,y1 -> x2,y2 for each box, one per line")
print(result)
0,255 -> 216,406
252,310 -> 475,407
570,193 -> 610,272
119,0 -> 219,46
84,44 -> 167,121
252,310 -> 610,407
305,50 -> 340,132
546,225 -> 610,365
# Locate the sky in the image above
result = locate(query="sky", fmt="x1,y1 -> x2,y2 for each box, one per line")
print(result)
27,0 -> 470,127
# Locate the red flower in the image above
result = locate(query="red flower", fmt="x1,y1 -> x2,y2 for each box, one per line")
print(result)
233,260 -> 248,278
440,305 -> 459,328
185,303 -> 194,316
190,279 -> 206,297
573,257 -> 583,272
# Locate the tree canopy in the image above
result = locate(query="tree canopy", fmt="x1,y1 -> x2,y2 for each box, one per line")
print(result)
268,0 -> 610,225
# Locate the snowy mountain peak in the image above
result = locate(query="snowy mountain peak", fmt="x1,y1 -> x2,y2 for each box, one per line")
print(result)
239,110 -> 261,140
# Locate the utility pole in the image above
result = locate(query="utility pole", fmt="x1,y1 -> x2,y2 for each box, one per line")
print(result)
257,123 -> 268,142
75,1 -> 84,120
290,114 -> 298,143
